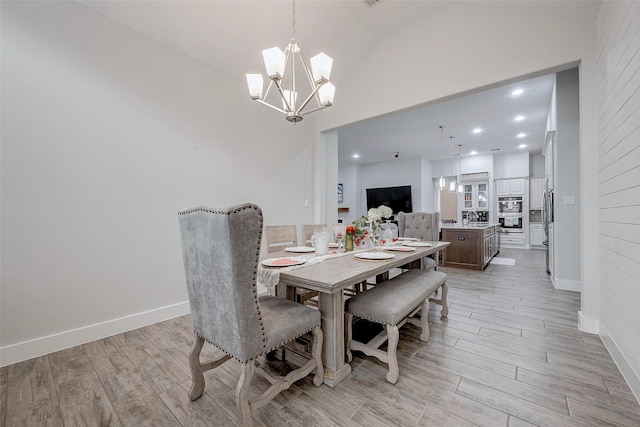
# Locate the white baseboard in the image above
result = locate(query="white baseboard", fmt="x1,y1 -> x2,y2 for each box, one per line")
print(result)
578,310 -> 599,334
553,277 -> 582,292
600,324 -> 640,404
0,301 -> 191,367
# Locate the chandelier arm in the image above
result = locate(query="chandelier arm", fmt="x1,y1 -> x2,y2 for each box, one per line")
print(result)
272,79 -> 294,112
296,46 -> 323,105
254,99 -> 288,115
263,79 -> 275,100
299,103 -> 330,116
295,84 -> 322,115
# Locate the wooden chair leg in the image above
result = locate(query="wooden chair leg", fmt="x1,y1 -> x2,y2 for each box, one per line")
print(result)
345,312 -> 354,363
386,325 -> 400,384
419,299 -> 431,342
440,282 -> 449,318
311,325 -> 325,387
188,333 -> 205,401
236,362 -> 255,427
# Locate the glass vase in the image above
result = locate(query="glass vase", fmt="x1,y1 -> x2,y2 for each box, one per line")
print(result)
345,234 -> 354,251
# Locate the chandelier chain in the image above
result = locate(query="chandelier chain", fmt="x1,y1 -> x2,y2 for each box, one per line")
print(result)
292,0 -> 296,38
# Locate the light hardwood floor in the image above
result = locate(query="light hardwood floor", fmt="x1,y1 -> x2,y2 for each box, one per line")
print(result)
2,248 -> 640,426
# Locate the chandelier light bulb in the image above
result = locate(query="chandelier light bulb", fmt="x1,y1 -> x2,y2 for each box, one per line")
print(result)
318,82 -> 336,106
262,47 -> 286,80
311,53 -> 333,84
282,90 -> 297,111
246,74 -> 264,100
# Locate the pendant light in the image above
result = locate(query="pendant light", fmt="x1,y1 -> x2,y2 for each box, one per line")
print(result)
448,135 -> 457,193
457,144 -> 464,194
438,125 -> 446,190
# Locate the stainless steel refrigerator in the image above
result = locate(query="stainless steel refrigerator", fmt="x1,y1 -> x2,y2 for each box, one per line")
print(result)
542,181 -> 554,274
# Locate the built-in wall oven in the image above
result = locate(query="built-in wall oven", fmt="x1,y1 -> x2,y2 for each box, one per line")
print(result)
497,196 -> 524,233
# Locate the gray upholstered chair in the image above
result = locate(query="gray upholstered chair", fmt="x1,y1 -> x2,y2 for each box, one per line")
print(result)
397,211 -> 441,270
178,204 -> 324,427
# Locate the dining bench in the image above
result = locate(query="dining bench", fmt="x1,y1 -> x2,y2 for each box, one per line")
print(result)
345,269 -> 448,384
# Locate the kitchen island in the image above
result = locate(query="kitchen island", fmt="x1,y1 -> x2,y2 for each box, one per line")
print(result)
441,223 -> 500,270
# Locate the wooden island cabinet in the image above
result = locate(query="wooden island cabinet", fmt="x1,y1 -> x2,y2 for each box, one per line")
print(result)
441,223 -> 500,270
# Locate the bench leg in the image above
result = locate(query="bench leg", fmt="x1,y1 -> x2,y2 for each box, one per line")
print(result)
386,325 -> 399,384
419,298 -> 431,342
440,282 -> 449,318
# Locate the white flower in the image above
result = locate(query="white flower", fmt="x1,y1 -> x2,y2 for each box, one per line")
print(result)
378,205 -> 393,219
367,208 -> 383,222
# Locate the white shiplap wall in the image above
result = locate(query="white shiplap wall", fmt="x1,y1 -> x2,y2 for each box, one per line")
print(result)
597,0 -> 640,398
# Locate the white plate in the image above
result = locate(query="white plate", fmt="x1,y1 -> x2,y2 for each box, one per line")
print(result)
261,257 -> 306,267
354,252 -> 395,260
402,241 -> 433,247
285,246 -> 315,253
397,237 -> 419,241
384,246 -> 417,252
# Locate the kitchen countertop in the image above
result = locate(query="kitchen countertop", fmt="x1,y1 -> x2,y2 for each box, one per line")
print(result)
440,222 -> 501,230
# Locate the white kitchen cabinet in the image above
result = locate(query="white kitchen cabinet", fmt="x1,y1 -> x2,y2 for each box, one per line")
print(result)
462,182 -> 489,210
496,179 -> 525,196
529,223 -> 544,246
500,232 -> 526,247
530,178 -> 545,210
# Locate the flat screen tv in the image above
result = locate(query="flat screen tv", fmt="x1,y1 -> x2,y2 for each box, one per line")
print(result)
366,185 -> 412,214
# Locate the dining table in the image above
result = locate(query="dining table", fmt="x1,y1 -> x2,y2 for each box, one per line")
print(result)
259,240 -> 450,387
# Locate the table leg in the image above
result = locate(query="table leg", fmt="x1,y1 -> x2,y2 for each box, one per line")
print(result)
318,291 -> 352,387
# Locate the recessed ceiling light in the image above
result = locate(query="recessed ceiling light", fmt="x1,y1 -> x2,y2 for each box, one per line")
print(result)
512,89 -> 524,96
515,115 -> 524,121
470,150 -> 478,155
519,144 -> 527,149
472,128 -> 482,134
352,154 -> 360,158
517,133 -> 526,138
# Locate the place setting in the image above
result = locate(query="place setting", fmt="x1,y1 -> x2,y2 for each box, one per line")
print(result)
353,251 -> 395,261
284,246 -> 315,253
260,257 -> 306,268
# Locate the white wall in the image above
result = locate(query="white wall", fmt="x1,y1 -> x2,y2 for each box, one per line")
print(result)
554,68 -> 582,290
530,154 -> 545,178
597,0 -> 640,400
421,157 -> 435,212
337,163 -> 359,224
493,152 -> 530,179
359,157 -> 424,216
317,2 -> 594,132
0,2 -> 316,365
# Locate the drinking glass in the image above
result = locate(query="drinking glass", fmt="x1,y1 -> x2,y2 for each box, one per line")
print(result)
380,221 -> 393,246
333,223 -> 346,252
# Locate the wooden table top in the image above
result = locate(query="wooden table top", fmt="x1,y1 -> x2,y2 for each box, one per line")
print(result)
271,241 -> 449,294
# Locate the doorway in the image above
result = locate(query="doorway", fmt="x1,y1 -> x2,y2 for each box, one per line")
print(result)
439,188 -> 458,222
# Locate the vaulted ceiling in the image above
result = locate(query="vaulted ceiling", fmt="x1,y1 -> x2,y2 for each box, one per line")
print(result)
81,0 -> 601,165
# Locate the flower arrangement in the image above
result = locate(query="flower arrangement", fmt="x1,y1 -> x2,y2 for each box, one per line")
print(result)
353,205 -> 393,235
349,205 -> 393,247
345,225 -> 367,250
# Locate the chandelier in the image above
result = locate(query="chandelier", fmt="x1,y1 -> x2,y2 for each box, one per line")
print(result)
245,0 -> 336,123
